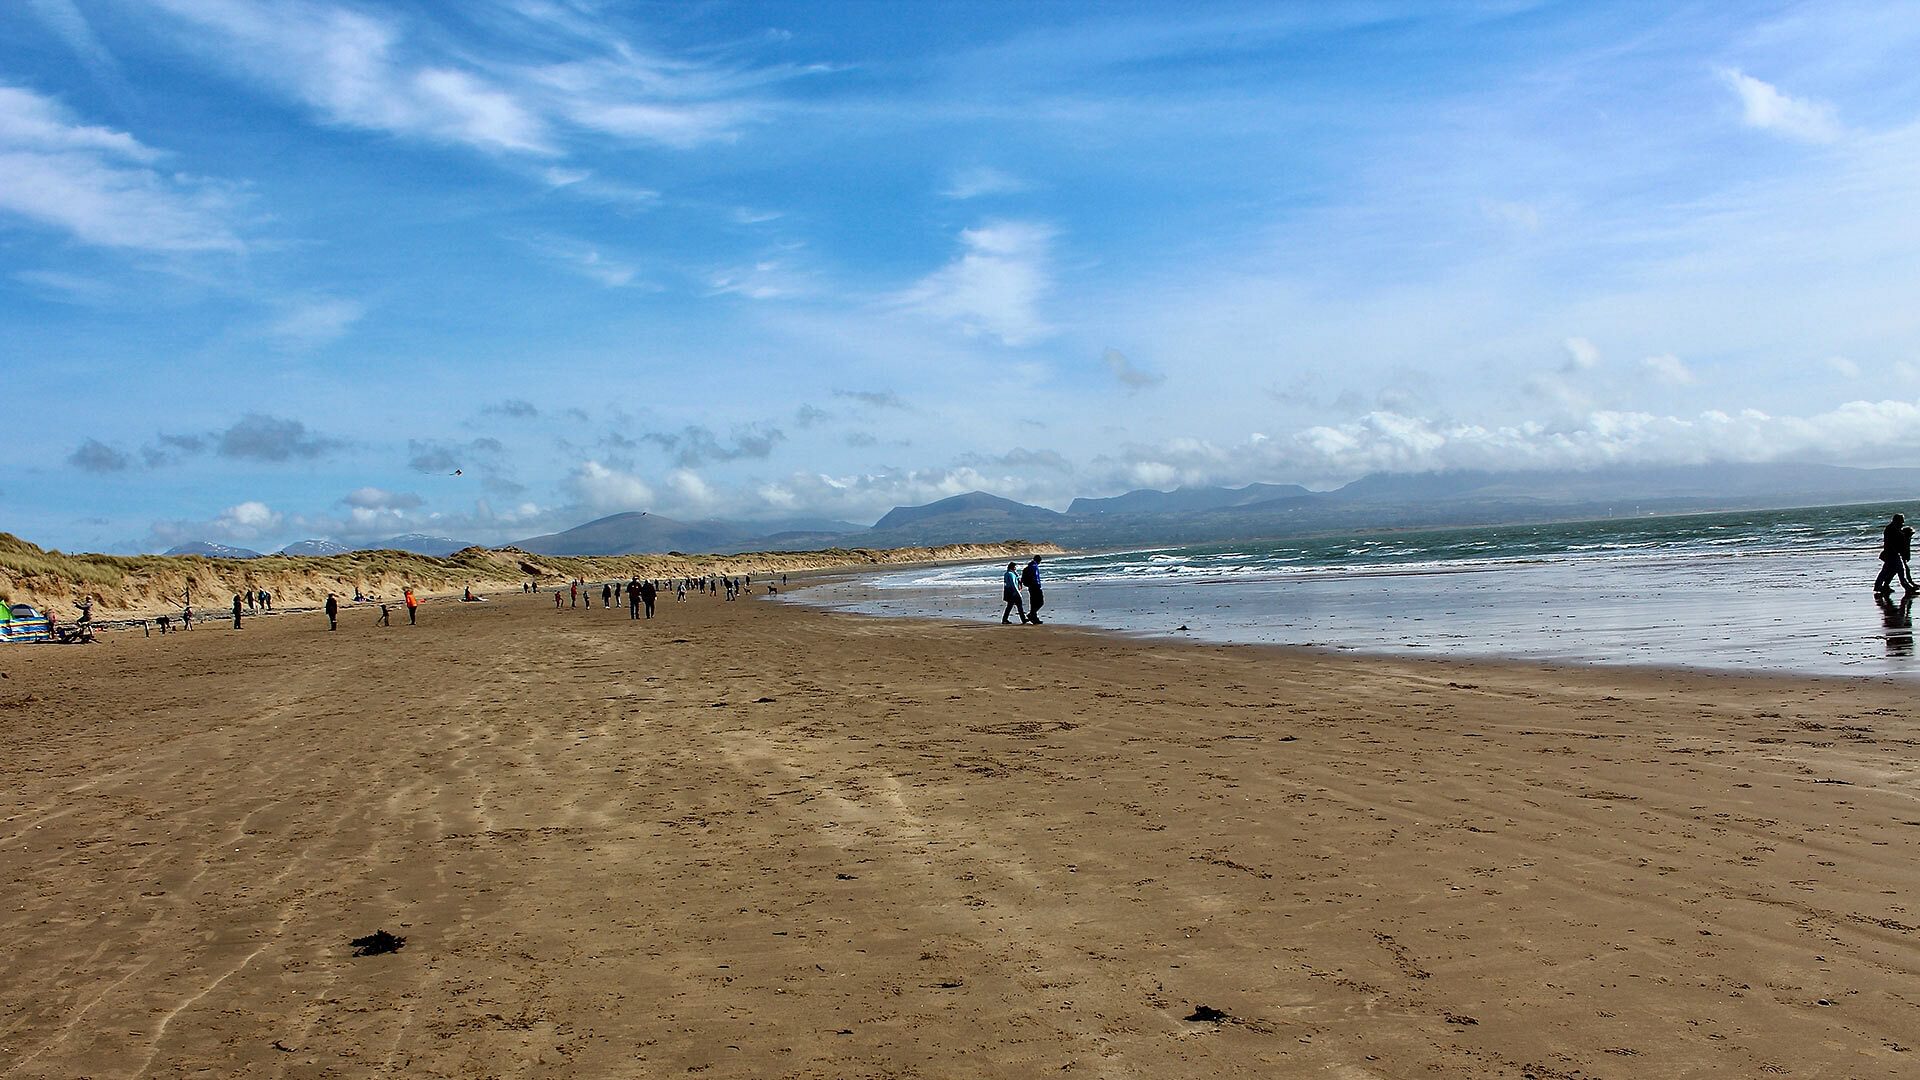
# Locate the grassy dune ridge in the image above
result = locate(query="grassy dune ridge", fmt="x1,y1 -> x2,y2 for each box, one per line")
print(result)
0,533 -> 1062,621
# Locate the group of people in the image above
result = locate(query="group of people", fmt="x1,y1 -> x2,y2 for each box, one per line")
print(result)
320,587 -> 418,630
542,572 -> 785,612
1000,555 -> 1046,624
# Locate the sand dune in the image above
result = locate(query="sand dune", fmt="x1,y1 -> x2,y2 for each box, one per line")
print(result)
0,592 -> 1915,1077
0,533 -> 1058,622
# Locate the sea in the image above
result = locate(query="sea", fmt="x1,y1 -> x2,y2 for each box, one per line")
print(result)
788,501 -> 1920,678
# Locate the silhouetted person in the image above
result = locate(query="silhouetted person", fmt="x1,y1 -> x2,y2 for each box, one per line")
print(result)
325,593 -> 338,631
1879,591 -> 1915,657
640,579 -> 657,619
1021,555 -> 1045,624
628,577 -> 643,619
602,582 -> 613,608
232,594 -> 243,629
1876,514 -> 1916,595
378,603 -> 391,626
1001,562 -> 1027,624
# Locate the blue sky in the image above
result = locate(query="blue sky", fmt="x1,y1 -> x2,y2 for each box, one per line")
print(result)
5,1 -> 1920,552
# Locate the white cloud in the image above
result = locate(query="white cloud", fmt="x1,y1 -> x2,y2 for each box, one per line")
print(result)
140,0 -> 781,157
943,165 -> 1029,200
266,296 -> 365,347
1099,396 -> 1920,491
1824,355 -> 1860,378
146,0 -> 555,154
897,220 -> 1057,346
0,85 -> 242,252
709,258 -> 809,300
25,0 -> 121,82
666,468 -> 716,509
568,460 -> 654,512
525,235 -> 640,287
1563,337 -> 1600,370
757,466 -> 1016,525
217,500 -> 281,535
342,487 -> 422,511
563,100 -> 745,149
1641,353 -> 1698,386
1718,68 -> 1841,144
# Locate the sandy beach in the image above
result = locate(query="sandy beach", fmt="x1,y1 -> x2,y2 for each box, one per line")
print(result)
2,589 -> 1916,1078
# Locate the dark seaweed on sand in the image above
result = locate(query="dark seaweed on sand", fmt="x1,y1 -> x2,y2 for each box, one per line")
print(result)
350,930 -> 406,956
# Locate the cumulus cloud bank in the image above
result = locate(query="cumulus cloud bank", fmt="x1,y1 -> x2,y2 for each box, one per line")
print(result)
1102,398 -> 1920,491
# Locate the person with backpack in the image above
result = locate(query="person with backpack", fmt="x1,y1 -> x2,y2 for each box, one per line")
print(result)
1020,555 -> 1045,624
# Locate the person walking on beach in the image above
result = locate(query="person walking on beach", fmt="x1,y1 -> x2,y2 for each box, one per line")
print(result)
232,594 -> 244,629
1002,562 -> 1027,624
404,586 -> 419,625
1020,555 -> 1045,624
325,593 -> 338,631
1875,514 -> 1917,595
378,603 -> 391,626
628,576 -> 643,619
570,580 -> 578,608
602,582 -> 613,609
640,579 -> 658,619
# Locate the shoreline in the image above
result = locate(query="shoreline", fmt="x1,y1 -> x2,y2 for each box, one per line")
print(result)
788,545 -> 1920,681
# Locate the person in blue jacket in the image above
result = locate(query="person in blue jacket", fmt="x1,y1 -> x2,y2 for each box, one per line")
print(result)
1020,555 -> 1045,624
1001,562 -> 1027,624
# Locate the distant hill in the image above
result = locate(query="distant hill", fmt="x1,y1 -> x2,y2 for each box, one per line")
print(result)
1068,482 -> 1312,516
516,513 -> 737,556
369,533 -> 474,557
280,538 -> 350,556
872,491 -> 1062,531
163,541 -> 263,559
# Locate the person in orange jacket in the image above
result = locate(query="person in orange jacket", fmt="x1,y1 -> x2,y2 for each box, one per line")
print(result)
404,586 -> 419,625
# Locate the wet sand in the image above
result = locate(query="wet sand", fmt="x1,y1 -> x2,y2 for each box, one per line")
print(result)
1,592 -> 1916,1077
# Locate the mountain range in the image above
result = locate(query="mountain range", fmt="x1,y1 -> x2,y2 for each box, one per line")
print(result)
162,462 -> 1920,558
164,534 -> 476,559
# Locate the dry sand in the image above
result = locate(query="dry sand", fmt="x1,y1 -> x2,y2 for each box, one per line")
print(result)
1,589 -> 1916,1078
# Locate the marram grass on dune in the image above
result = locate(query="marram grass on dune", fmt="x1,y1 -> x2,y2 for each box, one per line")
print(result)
0,532 -> 1062,621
